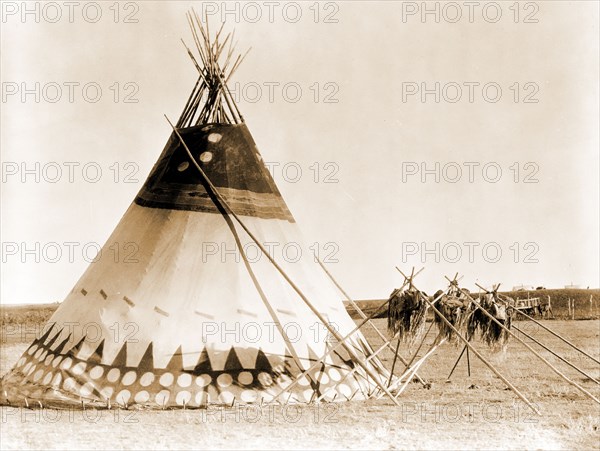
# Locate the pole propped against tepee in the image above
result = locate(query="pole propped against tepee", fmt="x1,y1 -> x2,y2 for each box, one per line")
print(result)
166,115 -> 399,405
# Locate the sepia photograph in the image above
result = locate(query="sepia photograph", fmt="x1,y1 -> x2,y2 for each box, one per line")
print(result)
1,1 -> 599,449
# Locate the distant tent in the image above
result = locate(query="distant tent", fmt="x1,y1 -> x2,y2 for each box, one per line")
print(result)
0,13 -> 393,408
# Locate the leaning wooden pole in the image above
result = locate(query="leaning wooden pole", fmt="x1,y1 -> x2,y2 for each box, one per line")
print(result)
316,258 -> 429,387
329,289 -> 448,399
314,329 -> 409,402
401,320 -> 436,373
464,293 -> 600,405
447,345 -> 468,380
393,338 -> 447,399
420,294 -> 541,415
388,339 -> 402,387
269,291 -> 400,403
168,115 -> 401,406
379,322 -> 440,398
512,324 -> 600,385
513,308 -> 600,365
466,345 -> 471,377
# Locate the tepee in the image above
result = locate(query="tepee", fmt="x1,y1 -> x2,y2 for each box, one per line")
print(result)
0,13 -> 393,409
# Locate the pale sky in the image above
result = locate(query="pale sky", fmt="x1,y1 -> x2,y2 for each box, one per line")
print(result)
1,1 -> 599,305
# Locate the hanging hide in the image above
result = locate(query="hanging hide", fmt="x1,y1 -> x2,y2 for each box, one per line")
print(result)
387,288 -> 428,344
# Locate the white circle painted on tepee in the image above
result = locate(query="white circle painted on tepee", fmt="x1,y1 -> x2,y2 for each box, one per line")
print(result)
80,383 -> 94,397
218,390 -> 234,404
44,354 -> 54,366
176,390 -> 192,406
316,371 -> 330,385
240,389 -> 257,403
237,371 -> 253,386
134,390 -> 150,404
303,389 -> 314,402
199,151 -> 213,163
278,375 -> 292,389
100,386 -> 114,400
106,368 -> 121,383
177,373 -> 192,388
139,372 -> 155,387
328,368 -> 341,382
195,374 -> 211,387
321,387 -> 336,402
34,348 -> 44,359
117,389 -> 131,404
217,373 -> 233,387
71,362 -> 87,376
260,392 -> 273,403
27,345 -> 38,356
337,383 -> 352,398
159,372 -> 174,387
26,365 -> 37,376
60,357 -> 73,371
195,391 -> 209,405
89,366 -> 104,380
121,371 -> 137,386
296,375 -> 310,387
177,161 -> 189,172
32,369 -> 44,382
63,377 -> 77,391
51,373 -> 62,387
207,133 -> 222,143
257,372 -> 273,387
155,390 -> 170,405
42,372 -> 53,385
52,356 -> 63,368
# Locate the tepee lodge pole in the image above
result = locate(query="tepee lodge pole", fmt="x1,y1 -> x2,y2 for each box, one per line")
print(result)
166,116 -> 401,406
381,286 -> 463,396
315,258 -> 430,387
511,324 -> 599,384
419,292 -> 541,415
515,309 -> 600,365
286,282 -> 448,402
466,345 -> 471,376
387,320 -> 435,387
465,290 -> 600,405
269,286 -> 404,403
393,337 -> 447,399
447,345 -> 468,380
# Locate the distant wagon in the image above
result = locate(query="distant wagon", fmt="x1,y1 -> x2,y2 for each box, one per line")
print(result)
515,297 -> 540,311
513,297 -> 553,318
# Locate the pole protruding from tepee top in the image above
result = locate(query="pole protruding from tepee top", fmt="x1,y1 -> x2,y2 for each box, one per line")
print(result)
176,9 -> 250,128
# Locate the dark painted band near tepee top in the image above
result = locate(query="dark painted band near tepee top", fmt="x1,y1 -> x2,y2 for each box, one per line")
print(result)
135,123 -> 295,222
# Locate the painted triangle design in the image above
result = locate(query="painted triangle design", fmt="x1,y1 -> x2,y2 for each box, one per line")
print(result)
36,324 -> 55,345
66,335 -> 87,357
44,327 -> 63,350
137,342 -> 154,371
87,339 -> 105,364
254,349 -> 272,371
111,342 -> 128,368
52,333 -> 72,355
166,346 -> 184,371
224,348 -> 242,371
193,348 -> 212,373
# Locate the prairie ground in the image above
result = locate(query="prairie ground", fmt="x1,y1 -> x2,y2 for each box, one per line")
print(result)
1,319 -> 599,450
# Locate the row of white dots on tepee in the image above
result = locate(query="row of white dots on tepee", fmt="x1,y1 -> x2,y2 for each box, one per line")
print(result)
15,342 -> 363,406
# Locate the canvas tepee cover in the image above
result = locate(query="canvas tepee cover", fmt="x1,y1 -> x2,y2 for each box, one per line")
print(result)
0,16 -> 391,409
